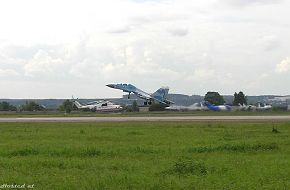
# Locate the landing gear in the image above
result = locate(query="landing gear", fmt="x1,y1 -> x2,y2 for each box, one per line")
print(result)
144,101 -> 152,106
128,93 -> 131,99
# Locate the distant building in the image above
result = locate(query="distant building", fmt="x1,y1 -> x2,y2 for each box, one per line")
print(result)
268,96 -> 290,107
270,96 -> 290,102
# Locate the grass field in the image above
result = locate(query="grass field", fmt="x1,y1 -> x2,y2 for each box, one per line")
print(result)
0,121 -> 289,189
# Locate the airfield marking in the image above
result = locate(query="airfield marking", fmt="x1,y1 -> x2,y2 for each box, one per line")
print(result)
0,116 -> 290,122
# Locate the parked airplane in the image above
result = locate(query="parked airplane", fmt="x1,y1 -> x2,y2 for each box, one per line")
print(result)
256,103 -> 272,111
73,99 -> 123,112
165,102 -> 208,111
239,104 -> 258,111
236,103 -> 253,111
106,83 -> 174,105
234,103 -> 272,111
203,101 -> 231,111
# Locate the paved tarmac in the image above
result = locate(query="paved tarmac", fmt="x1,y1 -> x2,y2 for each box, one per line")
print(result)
0,115 -> 290,122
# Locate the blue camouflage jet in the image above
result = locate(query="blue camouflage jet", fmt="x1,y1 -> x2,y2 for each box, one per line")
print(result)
203,101 -> 231,111
106,83 -> 174,105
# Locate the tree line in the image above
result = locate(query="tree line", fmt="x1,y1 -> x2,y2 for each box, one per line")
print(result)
204,91 -> 247,106
0,91 -> 248,112
0,102 -> 17,111
0,101 -> 46,111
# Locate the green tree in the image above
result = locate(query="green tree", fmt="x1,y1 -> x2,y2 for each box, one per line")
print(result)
204,92 -> 225,105
125,100 -> 139,112
233,91 -> 247,106
0,102 -> 17,111
132,100 -> 139,112
59,100 -> 74,113
21,101 -> 45,111
149,103 -> 167,111
233,92 -> 238,106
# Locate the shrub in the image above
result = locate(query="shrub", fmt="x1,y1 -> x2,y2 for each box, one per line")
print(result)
81,147 -> 101,157
272,126 -> 279,133
167,160 -> 207,176
149,103 -> 167,111
9,148 -> 39,157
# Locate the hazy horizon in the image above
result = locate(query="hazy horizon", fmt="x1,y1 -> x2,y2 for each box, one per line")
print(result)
0,93 -> 289,100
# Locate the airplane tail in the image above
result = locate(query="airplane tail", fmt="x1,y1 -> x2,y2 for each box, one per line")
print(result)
152,87 -> 169,99
72,100 -> 83,109
152,87 -> 174,105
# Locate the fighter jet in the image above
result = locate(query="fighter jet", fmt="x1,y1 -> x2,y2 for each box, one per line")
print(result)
203,101 -> 231,111
106,83 -> 174,105
165,102 -> 208,111
73,99 -> 122,112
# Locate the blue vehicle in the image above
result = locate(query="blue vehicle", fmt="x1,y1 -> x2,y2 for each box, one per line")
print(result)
106,83 -> 174,105
203,101 -> 231,111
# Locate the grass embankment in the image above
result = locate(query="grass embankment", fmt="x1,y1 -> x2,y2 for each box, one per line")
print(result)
0,122 -> 289,189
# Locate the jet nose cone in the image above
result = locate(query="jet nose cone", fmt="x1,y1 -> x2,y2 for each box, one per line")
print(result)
106,84 -> 115,88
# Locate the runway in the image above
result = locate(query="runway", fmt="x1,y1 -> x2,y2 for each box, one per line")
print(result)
0,115 -> 290,122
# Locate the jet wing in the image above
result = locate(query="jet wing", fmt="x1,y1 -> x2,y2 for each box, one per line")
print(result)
150,96 -> 173,105
133,88 -> 171,104
133,89 -> 152,100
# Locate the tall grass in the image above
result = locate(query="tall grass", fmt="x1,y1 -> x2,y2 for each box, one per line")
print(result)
187,143 -> 278,153
0,121 -> 289,190
165,160 -> 207,176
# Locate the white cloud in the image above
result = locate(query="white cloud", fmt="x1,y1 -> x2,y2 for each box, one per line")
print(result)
107,26 -> 132,34
186,68 -> 215,81
256,35 -> 280,51
24,50 -> 65,77
276,58 -> 290,73
0,69 -> 19,77
219,0 -> 282,8
0,0 -> 290,97
167,28 -> 189,36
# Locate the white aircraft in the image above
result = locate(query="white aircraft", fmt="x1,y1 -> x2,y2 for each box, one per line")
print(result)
73,99 -> 123,112
256,103 -> 272,111
236,103 -> 253,111
165,102 -> 208,111
237,103 -> 272,111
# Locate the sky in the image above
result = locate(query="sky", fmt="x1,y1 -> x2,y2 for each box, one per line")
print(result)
0,0 -> 290,98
